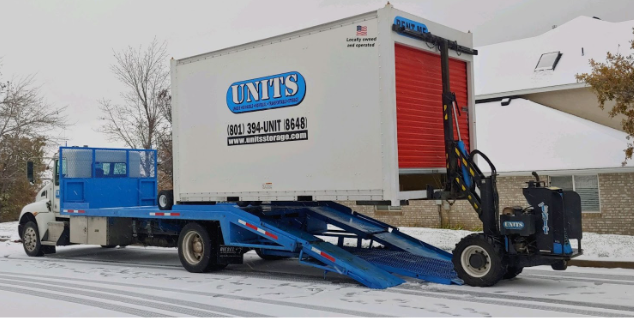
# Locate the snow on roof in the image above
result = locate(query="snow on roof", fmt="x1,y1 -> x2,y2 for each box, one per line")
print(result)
475,16 -> 634,98
475,98 -> 630,173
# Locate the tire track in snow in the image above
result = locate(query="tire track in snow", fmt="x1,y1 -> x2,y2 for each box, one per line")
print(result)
398,285 -> 634,314
389,287 -> 632,317
521,273 -> 634,286
8,257 -> 634,316
0,283 -> 170,317
0,271 -> 388,317
0,277 -> 249,317
524,270 -> 634,282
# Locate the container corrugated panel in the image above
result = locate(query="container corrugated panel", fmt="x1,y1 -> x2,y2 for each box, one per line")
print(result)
395,44 -> 470,169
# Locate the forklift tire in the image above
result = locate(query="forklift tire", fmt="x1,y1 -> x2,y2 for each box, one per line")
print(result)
158,190 -> 174,210
22,221 -> 44,257
503,266 -> 523,279
551,260 -> 568,271
178,222 -> 222,273
255,248 -> 290,261
452,234 -> 505,287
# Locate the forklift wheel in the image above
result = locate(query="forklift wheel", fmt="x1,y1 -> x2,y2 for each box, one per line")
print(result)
503,266 -> 523,279
158,190 -> 174,210
551,260 -> 568,271
452,234 -> 505,287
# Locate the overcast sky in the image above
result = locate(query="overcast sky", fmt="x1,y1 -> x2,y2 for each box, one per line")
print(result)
2,0 -> 634,151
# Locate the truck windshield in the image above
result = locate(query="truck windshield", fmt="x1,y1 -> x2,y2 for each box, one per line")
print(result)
95,162 -> 127,178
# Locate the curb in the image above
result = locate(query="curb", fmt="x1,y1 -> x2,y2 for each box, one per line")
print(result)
569,259 -> 634,269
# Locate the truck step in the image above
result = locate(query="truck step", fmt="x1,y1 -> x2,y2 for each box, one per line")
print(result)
46,221 -> 66,243
41,241 -> 57,246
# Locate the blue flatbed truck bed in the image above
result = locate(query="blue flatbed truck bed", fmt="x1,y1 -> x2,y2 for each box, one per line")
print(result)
51,147 -> 461,289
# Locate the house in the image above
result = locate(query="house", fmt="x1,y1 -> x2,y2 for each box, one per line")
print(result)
473,16 -> 634,235
350,16 -> 634,235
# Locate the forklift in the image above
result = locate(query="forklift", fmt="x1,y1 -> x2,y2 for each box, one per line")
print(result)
393,25 -> 583,287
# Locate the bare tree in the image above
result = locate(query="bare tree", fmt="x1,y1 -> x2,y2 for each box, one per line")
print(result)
99,38 -> 170,150
156,89 -> 173,190
0,75 -> 66,140
0,64 -> 66,221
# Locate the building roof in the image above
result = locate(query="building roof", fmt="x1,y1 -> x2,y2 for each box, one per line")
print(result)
475,98 -> 632,174
474,16 -> 634,99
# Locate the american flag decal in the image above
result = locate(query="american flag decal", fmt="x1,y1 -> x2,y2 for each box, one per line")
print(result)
357,25 -> 367,36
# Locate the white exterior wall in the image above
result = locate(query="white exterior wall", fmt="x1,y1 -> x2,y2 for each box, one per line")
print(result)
171,5 -> 474,204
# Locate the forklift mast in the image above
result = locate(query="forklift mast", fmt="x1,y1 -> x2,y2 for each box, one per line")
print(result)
393,23 -> 582,287
392,25 -> 499,236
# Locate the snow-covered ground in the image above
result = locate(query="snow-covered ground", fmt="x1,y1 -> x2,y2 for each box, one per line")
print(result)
1,221 -> 634,316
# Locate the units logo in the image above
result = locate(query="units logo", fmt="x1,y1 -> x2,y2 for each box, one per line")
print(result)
539,202 -> 549,234
503,221 -> 525,230
394,16 -> 429,34
226,71 -> 306,114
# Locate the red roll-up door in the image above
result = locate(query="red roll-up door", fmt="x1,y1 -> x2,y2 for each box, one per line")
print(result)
395,44 -> 470,169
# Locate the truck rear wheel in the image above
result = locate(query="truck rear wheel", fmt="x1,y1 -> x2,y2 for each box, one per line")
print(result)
22,221 -> 43,257
178,222 -> 224,273
452,234 -> 505,287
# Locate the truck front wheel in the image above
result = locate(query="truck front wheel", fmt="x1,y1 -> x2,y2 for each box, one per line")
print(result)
22,221 -> 43,257
178,222 -> 225,273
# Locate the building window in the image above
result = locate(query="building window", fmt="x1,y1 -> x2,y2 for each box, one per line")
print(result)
535,51 -> 562,71
374,205 -> 403,212
550,175 -> 600,213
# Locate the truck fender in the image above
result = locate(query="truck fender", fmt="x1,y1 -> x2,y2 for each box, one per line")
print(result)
19,201 -> 55,240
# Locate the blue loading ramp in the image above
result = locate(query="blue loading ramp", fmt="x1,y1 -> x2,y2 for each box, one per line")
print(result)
252,201 -> 463,287
62,200 -> 462,289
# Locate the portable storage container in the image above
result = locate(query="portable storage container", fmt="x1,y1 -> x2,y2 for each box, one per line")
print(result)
171,4 -> 476,205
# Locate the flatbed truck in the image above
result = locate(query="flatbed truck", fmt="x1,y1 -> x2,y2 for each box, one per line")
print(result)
18,4 -> 581,288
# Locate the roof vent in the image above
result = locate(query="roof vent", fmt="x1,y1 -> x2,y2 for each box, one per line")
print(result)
535,51 -> 562,71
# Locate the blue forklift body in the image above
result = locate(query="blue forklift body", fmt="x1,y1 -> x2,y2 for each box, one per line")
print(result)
58,147 -> 462,289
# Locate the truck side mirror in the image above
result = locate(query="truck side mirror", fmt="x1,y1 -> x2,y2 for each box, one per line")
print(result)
27,161 -> 35,184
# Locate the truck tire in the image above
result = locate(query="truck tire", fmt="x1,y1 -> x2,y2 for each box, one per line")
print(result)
158,190 -> 174,210
22,221 -> 44,257
101,245 -> 117,248
503,266 -> 523,279
452,234 -> 505,287
178,222 -> 223,273
255,248 -> 290,261
551,260 -> 568,271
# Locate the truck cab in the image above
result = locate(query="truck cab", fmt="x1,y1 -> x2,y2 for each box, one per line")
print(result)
19,157 -> 64,255
18,147 -> 158,256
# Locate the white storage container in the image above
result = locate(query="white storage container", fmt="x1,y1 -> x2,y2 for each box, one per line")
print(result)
171,4 -> 476,205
